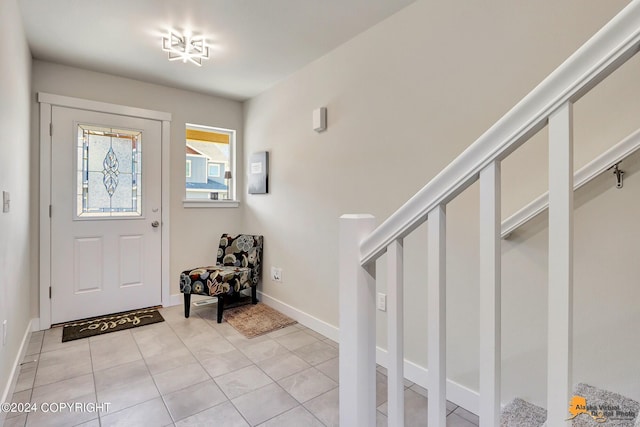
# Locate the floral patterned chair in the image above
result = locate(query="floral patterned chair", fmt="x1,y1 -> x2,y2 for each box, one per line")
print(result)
180,234 -> 263,323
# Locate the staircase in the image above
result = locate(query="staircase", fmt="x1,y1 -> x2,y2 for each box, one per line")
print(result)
501,384 -> 640,426
501,398 -> 546,427
338,1 -> 640,426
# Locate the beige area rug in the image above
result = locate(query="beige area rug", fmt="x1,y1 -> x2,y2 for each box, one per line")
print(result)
224,303 -> 297,338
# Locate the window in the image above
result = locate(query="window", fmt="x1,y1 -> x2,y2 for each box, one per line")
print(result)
208,163 -> 221,177
184,124 -> 236,203
76,124 -> 142,217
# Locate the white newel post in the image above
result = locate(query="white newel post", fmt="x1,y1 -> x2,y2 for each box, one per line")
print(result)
427,205 -> 447,427
479,161 -> 501,427
387,239 -> 404,427
339,214 -> 377,427
547,102 -> 574,426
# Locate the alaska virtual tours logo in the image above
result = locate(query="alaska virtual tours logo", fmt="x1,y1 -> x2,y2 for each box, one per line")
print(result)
567,395 -> 637,423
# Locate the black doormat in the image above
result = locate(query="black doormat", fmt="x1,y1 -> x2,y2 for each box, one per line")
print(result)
61,307 -> 164,342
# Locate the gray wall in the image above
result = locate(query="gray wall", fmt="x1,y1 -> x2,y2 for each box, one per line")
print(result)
243,0 -> 639,406
0,0 -> 33,402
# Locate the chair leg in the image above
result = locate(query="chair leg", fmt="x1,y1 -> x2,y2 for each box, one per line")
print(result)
217,296 -> 224,323
251,286 -> 258,304
184,294 -> 191,318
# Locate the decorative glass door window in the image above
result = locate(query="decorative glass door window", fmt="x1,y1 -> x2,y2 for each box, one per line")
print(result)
76,124 -> 142,217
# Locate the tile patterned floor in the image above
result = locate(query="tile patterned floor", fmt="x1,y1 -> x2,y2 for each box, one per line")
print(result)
2,304 -> 479,426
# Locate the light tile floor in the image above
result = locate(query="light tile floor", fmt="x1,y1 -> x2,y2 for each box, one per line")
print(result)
3,304 -> 479,427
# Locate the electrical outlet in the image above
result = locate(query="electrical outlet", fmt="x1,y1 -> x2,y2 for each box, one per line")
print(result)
377,293 -> 387,311
2,320 -> 7,346
271,267 -> 283,283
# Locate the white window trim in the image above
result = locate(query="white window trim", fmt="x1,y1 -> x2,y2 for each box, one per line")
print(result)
183,199 -> 240,208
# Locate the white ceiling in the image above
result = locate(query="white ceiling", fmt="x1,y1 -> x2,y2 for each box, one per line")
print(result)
18,0 -> 416,100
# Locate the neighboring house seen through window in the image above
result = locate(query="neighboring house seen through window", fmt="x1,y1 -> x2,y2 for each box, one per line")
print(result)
185,124 -> 235,201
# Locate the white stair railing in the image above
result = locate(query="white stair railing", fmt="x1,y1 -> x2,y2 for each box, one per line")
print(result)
339,2 -> 640,426
339,214 -> 376,427
547,102 -> 574,425
479,161 -> 501,425
386,239 -> 404,427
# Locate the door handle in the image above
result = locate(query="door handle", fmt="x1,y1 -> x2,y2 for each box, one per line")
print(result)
151,221 -> 160,228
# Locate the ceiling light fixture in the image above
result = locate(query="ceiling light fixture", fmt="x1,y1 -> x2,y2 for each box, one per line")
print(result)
162,31 -> 210,66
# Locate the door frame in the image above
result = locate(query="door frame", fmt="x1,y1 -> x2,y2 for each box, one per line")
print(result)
38,92 -> 172,330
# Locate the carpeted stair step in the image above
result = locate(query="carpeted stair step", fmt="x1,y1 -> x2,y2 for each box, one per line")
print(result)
501,397 -> 547,427
501,384 -> 640,427
568,383 -> 639,427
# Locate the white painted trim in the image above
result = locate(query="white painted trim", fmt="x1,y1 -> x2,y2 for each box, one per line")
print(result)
359,1 -> 640,266
258,291 -> 339,342
39,102 -> 52,330
38,93 -> 172,326
1,318 -> 36,424
427,205 -> 447,427
547,102 -> 574,425
375,347 -> 480,416
338,215 -> 376,427
479,162 -> 501,427
386,240 -> 404,427
169,293 -> 183,307
501,195 -> 548,239
258,291 -> 480,414
161,120 -> 171,308
37,93 -> 172,121
443,374 -> 480,417
182,200 -> 240,208
501,126 -> 640,237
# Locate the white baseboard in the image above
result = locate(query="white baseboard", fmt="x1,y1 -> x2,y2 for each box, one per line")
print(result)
1,318 -> 36,424
258,291 -> 479,414
444,378 -> 479,415
375,347 -> 479,415
169,293 -> 182,307
258,291 -> 339,342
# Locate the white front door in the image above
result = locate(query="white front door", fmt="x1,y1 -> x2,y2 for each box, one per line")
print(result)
50,106 -> 162,324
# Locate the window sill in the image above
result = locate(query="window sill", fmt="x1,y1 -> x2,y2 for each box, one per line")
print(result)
183,199 -> 240,208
